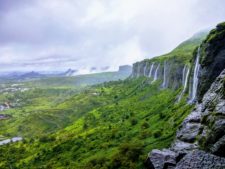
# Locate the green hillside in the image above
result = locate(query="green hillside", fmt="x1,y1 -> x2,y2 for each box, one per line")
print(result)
24,71 -> 131,89
0,77 -> 193,169
0,31 -> 207,169
146,31 -> 208,64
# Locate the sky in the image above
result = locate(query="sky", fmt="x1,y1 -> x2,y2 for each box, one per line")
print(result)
0,0 -> 225,73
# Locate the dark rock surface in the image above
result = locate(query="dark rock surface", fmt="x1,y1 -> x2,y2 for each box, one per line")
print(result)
146,149 -> 176,169
146,69 -> 225,169
118,65 -> 132,73
197,22 -> 225,101
175,150 -> 225,169
198,69 -> 225,157
131,59 -> 184,90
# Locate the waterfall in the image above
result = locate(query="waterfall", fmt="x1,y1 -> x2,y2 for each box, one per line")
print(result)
190,48 -> 201,103
153,64 -> 160,81
137,64 -> 140,77
149,62 -> 154,78
162,61 -> 167,88
143,63 -> 147,76
182,66 -> 187,84
178,65 -> 190,101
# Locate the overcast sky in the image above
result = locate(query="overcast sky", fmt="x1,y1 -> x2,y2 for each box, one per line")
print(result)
0,0 -> 225,72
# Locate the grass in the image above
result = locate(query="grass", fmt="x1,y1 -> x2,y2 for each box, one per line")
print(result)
0,77 -> 193,169
0,31 -> 208,169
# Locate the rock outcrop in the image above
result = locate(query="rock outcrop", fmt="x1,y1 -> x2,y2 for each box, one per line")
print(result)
197,22 -> 225,101
131,31 -> 207,96
176,150 -> 225,169
118,65 -> 132,73
145,69 -> 225,169
132,59 -> 186,90
198,69 -> 225,157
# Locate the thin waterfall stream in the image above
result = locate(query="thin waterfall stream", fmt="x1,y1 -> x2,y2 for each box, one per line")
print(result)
149,63 -> 154,78
178,65 -> 190,101
189,47 -> 201,103
162,61 -> 167,88
153,64 -> 160,81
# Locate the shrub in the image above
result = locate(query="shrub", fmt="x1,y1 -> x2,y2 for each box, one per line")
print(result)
85,155 -> 108,169
153,130 -> 162,138
83,123 -> 88,130
159,112 -> 166,119
39,136 -> 56,143
139,130 -> 151,139
111,142 -> 144,169
141,122 -> 150,129
130,118 -> 138,126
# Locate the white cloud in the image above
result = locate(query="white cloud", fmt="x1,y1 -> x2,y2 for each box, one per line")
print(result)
0,0 -> 225,72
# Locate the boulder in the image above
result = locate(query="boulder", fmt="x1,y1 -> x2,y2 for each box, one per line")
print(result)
145,149 -> 176,169
175,150 -> 225,169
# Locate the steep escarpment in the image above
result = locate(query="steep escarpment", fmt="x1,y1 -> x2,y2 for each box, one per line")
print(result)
146,22 -> 225,169
132,59 -> 184,90
131,32 -> 207,92
197,22 -> 225,101
198,70 -> 225,157
146,68 -> 225,169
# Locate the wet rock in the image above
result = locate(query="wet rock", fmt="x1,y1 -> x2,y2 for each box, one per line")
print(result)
175,108 -> 202,143
197,70 -> 225,156
177,123 -> 201,142
197,22 -> 225,101
175,150 -> 225,169
146,149 -> 176,169
215,101 -> 225,115
146,69 -> 225,168
210,135 -> 225,157
146,24 -> 225,168
171,140 -> 198,154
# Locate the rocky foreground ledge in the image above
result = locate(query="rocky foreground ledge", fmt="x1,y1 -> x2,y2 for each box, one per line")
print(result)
146,150 -> 225,169
145,70 -> 225,169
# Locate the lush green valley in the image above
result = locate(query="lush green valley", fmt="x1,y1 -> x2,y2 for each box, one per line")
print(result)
0,31 -> 206,169
1,0 -> 225,168
0,77 -> 193,169
0,28 -> 211,169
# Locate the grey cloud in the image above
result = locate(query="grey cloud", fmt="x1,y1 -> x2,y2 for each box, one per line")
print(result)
0,0 -> 33,13
0,0 -> 225,72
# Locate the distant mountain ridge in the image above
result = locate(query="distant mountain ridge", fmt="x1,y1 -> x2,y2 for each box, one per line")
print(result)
0,65 -> 132,81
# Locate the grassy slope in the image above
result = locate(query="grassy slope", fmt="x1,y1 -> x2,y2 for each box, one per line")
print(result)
0,71 -> 130,138
24,71 -> 130,89
143,31 -> 208,64
0,32 -> 208,169
0,78 -> 193,169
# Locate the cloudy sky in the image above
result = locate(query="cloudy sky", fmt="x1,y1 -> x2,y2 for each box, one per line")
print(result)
0,0 -> 225,72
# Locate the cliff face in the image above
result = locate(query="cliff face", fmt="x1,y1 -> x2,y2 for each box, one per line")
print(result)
145,69 -> 225,169
131,31 -> 207,95
132,23 -> 225,104
118,65 -> 132,73
197,22 -> 225,101
132,59 -> 184,90
145,22 -> 225,169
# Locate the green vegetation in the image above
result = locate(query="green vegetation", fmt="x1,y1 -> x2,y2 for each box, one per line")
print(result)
200,22 -> 225,63
0,31 -> 207,169
0,77 -> 193,168
143,31 -> 208,65
24,71 -> 131,89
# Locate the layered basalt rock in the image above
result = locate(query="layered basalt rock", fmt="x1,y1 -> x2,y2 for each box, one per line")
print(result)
176,150 -> 225,169
131,59 -> 185,90
197,22 -> 225,102
145,69 -> 225,169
